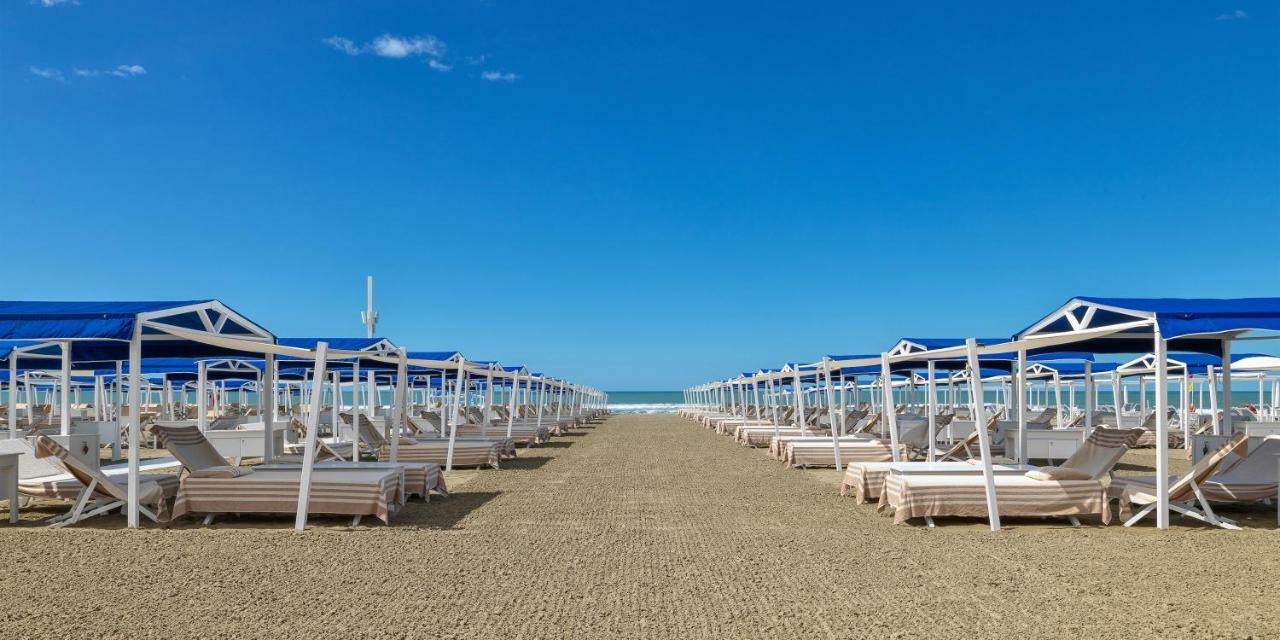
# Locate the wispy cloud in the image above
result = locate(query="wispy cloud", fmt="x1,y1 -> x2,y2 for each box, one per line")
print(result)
34,0 -> 79,7
323,36 -> 360,56
30,64 -> 145,82
29,66 -> 64,81
371,34 -> 444,59
322,33 -> 511,77
324,33 -> 452,72
110,64 -> 146,77
1216,9 -> 1248,20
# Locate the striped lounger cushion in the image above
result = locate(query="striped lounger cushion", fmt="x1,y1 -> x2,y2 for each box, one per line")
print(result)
457,427 -> 545,446
395,462 -> 448,498
379,442 -> 502,469
880,473 -> 1110,525
840,461 -> 895,503
20,472 -> 181,501
784,441 -> 898,468
172,468 -> 403,524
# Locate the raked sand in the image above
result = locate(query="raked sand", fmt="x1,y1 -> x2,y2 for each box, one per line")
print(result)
0,414 -> 1276,639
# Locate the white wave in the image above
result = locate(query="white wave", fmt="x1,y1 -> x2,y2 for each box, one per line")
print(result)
608,403 -> 685,414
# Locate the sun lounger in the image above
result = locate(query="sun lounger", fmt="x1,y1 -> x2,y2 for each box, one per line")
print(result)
156,422 -> 447,501
1110,432 -> 1253,529
841,417 -> 994,503
405,416 -> 516,458
880,427 -> 1144,526
171,467 -> 404,525
32,435 -> 175,527
354,414 -> 502,469
418,412 -> 543,447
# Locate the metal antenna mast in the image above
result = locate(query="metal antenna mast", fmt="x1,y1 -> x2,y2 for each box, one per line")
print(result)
360,276 -> 379,338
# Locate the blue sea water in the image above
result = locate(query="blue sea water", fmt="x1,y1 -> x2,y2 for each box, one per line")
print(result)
606,391 -> 685,414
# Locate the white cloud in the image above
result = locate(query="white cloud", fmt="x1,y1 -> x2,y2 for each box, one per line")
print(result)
29,66 -> 64,81
35,0 -> 79,7
325,33 -> 514,79
371,34 -> 444,59
1216,9 -> 1248,20
109,64 -> 146,77
323,36 -> 361,55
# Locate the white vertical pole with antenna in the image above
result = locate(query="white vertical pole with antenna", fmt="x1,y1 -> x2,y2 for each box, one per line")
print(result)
361,275 -> 379,338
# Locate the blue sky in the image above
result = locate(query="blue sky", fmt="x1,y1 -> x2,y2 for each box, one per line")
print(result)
2,1 -> 1277,390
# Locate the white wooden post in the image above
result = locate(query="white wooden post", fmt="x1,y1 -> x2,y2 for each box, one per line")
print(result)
1221,340 -> 1233,435
262,353 -> 276,460
294,341 -> 329,531
1015,349 -> 1027,464
445,366 -> 466,471
926,360 -> 937,462
1153,332 -> 1170,529
392,348 -> 407,463
1084,361 -> 1094,436
1052,372 -> 1063,428
1208,365 -> 1220,434
822,360 -> 842,470
880,354 -> 900,463
964,338 -> 1000,531
197,360 -> 208,432
59,342 -> 72,436
126,325 -> 142,528
506,374 -> 519,438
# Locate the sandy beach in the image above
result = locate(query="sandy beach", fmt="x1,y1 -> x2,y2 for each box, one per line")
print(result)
0,413 -> 1275,639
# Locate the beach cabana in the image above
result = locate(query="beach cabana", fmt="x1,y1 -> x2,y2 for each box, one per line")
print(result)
1014,296 -> 1280,529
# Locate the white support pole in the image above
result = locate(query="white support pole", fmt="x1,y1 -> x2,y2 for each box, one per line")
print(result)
794,369 -> 806,433
964,338 -> 1000,532
926,361 -> 937,462
1221,339 -> 1233,435
880,354 -> 900,463
1016,349 -> 1027,465
197,360 -> 209,432
482,368 -> 495,434
1052,372 -> 1063,428
330,370 -> 341,443
1180,372 -> 1191,446
1153,332 -> 1170,529
294,342 -> 329,531
8,356 -> 17,440
506,374 -> 518,438
126,325 -> 142,528
1112,374 -> 1123,427
350,361 -> 361,439
445,366 -> 466,471
822,361 -> 842,471
1208,365 -> 1220,434
392,348 -> 408,464
1084,361 -> 1094,436
59,342 -> 72,436
262,354 -> 276,460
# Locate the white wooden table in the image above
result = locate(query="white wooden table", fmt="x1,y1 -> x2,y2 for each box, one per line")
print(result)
0,453 -> 19,524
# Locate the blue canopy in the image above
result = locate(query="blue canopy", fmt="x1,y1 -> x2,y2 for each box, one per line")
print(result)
1017,297 -> 1280,355
0,301 -> 215,340
0,300 -> 275,361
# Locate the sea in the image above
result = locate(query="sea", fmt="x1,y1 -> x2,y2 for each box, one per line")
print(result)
606,391 -> 685,414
